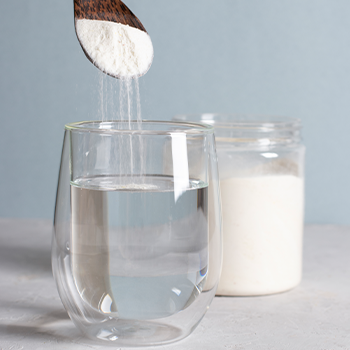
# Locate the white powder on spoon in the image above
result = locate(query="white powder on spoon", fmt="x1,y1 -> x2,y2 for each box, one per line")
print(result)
75,19 -> 154,78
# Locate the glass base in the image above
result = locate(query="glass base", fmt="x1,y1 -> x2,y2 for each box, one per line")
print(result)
75,318 -> 191,346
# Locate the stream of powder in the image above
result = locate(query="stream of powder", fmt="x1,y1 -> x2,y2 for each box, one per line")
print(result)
98,72 -> 144,183
99,72 -> 142,123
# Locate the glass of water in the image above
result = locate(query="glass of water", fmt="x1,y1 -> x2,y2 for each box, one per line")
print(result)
52,120 -> 222,346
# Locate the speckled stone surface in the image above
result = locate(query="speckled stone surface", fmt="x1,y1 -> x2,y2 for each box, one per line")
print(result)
1,219 -> 350,349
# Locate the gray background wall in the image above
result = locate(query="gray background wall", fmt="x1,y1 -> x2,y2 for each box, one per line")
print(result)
0,0 -> 349,224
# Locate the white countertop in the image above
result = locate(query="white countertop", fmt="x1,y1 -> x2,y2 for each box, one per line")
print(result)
1,219 -> 350,349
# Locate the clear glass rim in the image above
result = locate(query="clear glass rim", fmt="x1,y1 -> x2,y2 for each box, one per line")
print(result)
174,114 -> 301,131
65,120 -> 214,135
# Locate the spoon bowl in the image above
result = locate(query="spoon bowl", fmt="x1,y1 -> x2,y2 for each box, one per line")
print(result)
74,0 -> 153,79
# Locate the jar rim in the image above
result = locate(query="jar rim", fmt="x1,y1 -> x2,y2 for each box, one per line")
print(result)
174,114 -> 301,131
173,114 -> 302,148
65,120 -> 214,135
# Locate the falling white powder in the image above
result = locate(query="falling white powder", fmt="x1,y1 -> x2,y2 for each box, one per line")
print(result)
76,19 -> 154,78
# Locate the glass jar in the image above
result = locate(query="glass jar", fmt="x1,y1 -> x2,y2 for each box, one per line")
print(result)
174,114 -> 305,296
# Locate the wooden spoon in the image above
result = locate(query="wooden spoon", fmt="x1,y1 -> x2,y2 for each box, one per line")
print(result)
74,0 -> 146,32
74,0 -> 150,78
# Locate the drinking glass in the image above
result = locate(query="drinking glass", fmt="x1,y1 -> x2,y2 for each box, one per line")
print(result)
52,120 -> 222,346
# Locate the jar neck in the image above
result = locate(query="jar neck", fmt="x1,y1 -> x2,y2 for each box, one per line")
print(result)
197,115 -> 302,149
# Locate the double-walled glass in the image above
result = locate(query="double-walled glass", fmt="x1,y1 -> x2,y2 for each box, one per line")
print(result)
52,120 -> 222,346
174,114 -> 305,297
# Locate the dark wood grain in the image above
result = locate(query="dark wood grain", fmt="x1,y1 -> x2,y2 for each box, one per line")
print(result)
74,0 -> 146,32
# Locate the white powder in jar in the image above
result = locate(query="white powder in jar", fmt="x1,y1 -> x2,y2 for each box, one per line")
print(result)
75,19 -> 154,78
216,175 -> 304,296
